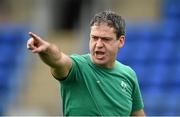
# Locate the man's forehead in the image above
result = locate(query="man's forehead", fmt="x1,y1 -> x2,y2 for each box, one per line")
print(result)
90,23 -> 116,35
90,25 -> 116,39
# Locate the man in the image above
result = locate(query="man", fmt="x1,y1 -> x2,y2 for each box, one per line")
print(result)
27,10 -> 145,116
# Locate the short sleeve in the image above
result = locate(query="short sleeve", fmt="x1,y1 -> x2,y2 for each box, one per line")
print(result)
60,55 -> 78,83
131,70 -> 144,112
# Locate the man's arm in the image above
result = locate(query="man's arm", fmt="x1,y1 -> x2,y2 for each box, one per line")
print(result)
131,109 -> 145,116
27,32 -> 72,80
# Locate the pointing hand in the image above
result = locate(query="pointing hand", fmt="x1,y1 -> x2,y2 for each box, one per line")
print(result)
27,32 -> 50,53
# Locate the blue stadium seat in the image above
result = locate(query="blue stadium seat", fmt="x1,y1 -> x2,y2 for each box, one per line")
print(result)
162,0 -> 180,19
0,24 -> 28,116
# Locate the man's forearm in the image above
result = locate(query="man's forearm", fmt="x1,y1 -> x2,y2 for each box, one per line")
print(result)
38,44 -> 63,68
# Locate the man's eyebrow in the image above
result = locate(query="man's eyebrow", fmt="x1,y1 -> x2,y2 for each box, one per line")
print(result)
91,35 -> 112,39
101,37 -> 112,39
91,35 -> 97,37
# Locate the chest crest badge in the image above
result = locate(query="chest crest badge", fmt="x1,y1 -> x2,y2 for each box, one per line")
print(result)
121,81 -> 127,92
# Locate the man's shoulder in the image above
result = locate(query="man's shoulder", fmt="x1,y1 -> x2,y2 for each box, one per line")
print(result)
115,60 -> 132,70
115,60 -> 136,78
70,53 -> 90,64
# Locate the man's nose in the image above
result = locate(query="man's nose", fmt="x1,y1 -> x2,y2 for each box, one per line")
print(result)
96,39 -> 104,47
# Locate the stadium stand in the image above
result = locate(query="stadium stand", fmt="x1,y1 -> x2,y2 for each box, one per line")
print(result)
0,23 -> 28,115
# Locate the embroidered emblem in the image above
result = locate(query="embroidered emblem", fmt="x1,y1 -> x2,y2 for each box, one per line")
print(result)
121,81 -> 127,92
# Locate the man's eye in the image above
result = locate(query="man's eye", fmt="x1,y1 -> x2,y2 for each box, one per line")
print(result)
102,38 -> 110,41
92,36 -> 98,40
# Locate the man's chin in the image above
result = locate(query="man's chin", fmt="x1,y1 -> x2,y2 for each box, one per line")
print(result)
91,55 -> 106,64
93,58 -> 106,65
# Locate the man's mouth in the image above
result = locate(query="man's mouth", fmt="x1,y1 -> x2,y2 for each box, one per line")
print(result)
95,51 -> 105,59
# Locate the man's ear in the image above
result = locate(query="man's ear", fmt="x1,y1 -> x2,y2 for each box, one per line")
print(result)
118,35 -> 125,48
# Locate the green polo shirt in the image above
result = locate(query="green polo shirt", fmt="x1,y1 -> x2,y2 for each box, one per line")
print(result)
59,54 -> 144,116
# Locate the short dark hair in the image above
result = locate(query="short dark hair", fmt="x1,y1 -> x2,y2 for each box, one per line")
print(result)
90,10 -> 125,38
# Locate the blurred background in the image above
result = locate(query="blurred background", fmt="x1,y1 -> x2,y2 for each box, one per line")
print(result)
0,0 -> 180,116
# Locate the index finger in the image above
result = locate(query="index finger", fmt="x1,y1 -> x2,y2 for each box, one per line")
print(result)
28,32 -> 41,40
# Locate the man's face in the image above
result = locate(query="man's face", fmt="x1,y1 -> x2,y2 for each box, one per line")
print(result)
89,23 -> 124,68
